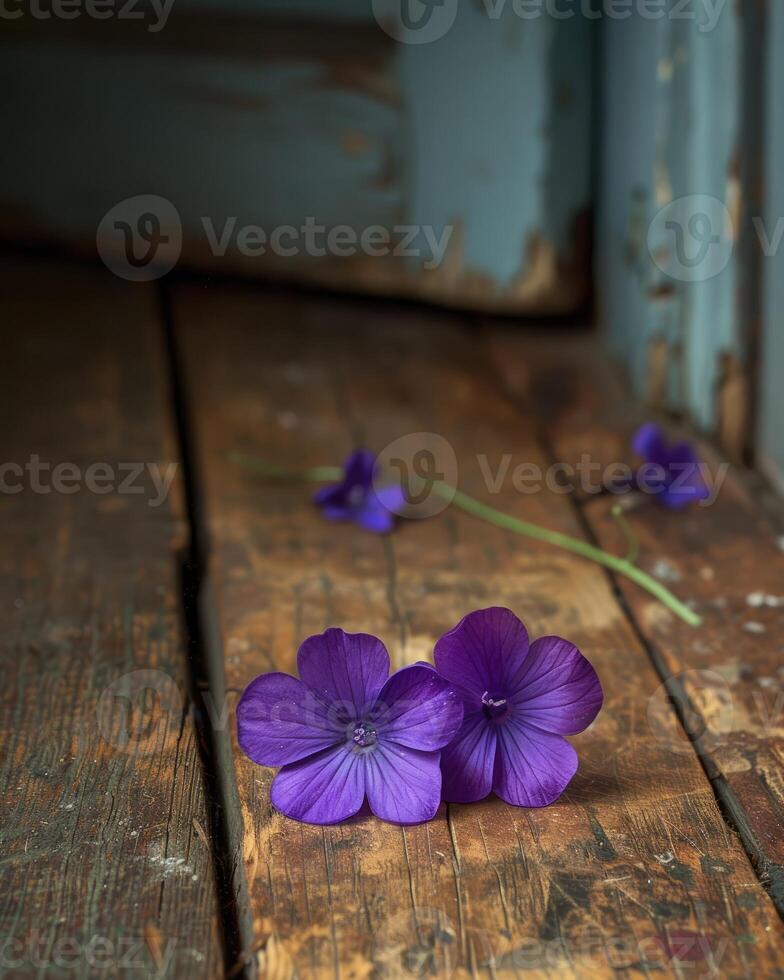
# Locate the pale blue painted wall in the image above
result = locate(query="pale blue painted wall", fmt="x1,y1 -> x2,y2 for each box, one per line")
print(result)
0,1 -> 593,313
399,5 -> 591,284
759,2 -> 784,488
599,1 -> 746,450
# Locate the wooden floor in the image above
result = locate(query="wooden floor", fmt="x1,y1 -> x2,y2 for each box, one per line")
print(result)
1,254 -> 783,978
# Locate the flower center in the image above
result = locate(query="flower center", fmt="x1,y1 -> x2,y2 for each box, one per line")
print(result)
481,691 -> 509,721
352,723 -> 378,748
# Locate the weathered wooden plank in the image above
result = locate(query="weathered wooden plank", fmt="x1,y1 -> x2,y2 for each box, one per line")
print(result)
176,282 -> 782,977
488,327 -> 784,915
0,5 -> 591,314
0,257 -> 222,976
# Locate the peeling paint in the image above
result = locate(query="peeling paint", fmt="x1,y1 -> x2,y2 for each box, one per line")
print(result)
647,335 -> 669,408
716,352 -> 749,459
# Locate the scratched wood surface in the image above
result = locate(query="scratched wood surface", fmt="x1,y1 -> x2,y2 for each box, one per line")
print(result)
0,258 -> 222,976
488,329 -> 784,917
174,282 -> 783,978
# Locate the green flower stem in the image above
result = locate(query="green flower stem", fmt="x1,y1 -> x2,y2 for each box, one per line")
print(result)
432,483 -> 699,627
610,503 -> 639,565
231,453 -> 701,628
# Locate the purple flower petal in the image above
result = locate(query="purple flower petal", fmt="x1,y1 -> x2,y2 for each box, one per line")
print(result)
632,424 -> 710,509
313,450 -> 376,511
374,483 -> 407,517
510,636 -> 603,735
270,744 -> 365,824
313,484 -> 347,508
344,448 -> 376,487
632,423 -> 666,460
434,607 -> 530,700
365,742 -> 442,823
314,449 -> 403,534
659,484 -> 706,510
315,498 -> 355,522
439,710 -> 497,803
355,484 -> 407,534
297,628 -> 390,718
493,720 -> 577,807
355,496 -> 397,534
373,664 -> 464,751
236,672 -> 342,766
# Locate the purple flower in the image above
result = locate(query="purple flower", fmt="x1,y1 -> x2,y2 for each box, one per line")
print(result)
433,608 -> 602,807
237,628 -> 463,825
632,423 -> 710,509
313,449 -> 405,534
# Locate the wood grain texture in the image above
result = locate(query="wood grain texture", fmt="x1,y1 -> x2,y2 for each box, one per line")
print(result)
488,328 -> 784,916
0,258 -> 222,976
175,282 -> 783,978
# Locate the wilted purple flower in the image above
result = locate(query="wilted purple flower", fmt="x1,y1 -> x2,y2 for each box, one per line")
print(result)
434,608 -> 602,807
313,449 -> 406,533
237,628 -> 463,824
632,423 -> 710,509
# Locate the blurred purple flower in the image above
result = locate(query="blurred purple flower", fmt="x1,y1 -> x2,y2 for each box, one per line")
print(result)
237,628 -> 463,825
434,607 -> 602,807
632,423 -> 710,509
313,449 -> 406,533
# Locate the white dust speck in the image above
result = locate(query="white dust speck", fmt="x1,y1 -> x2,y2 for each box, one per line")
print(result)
743,621 -> 766,635
147,842 -> 195,878
651,559 -> 682,583
747,592 -> 783,608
